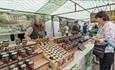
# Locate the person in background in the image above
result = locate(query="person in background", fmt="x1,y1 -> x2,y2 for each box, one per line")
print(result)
59,18 -> 69,36
89,11 -> 115,70
83,23 -> 88,35
71,20 -> 80,35
25,15 -> 46,40
92,23 -> 99,35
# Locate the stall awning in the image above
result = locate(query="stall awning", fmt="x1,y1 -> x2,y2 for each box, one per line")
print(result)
0,0 -> 115,21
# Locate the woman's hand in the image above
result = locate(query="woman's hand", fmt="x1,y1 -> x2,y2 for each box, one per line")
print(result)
89,36 -> 104,43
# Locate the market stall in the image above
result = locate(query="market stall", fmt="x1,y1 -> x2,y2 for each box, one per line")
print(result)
0,0 -> 114,70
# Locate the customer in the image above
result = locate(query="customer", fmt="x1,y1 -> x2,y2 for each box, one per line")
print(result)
59,18 -> 69,36
25,15 -> 46,40
83,23 -> 88,35
89,11 -> 115,70
71,20 -> 80,35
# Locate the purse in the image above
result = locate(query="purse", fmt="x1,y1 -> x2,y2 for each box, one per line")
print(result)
93,42 -> 108,59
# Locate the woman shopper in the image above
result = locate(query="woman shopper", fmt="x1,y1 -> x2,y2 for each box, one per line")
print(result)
25,15 -> 46,40
89,11 -> 115,70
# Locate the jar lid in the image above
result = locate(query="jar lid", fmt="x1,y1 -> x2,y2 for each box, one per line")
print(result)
9,51 -> 15,53
12,68 -> 18,70
28,61 -> 33,64
11,52 -> 17,55
25,59 -> 30,62
27,48 -> 32,51
1,52 -> 7,55
2,54 -> 9,57
10,64 -> 16,68
21,64 -> 26,67
18,61 -> 23,65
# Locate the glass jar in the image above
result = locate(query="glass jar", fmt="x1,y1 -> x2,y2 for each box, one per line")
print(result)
11,68 -> 18,70
25,59 -> 30,64
27,61 -> 34,70
30,46 -> 35,52
20,64 -> 27,70
2,40 -> 9,47
0,52 -> 7,59
26,48 -> 32,55
15,39 -> 21,45
11,52 -> 18,60
2,54 -> 9,63
9,64 -> 16,70
21,50 -> 27,57
18,49 -> 22,56
0,42 -> 4,50
18,61 -> 23,67
18,49 -> 27,57
22,39 -> 27,46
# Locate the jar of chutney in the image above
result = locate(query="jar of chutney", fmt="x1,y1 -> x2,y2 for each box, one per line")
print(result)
2,54 -> 9,63
20,64 -> 27,70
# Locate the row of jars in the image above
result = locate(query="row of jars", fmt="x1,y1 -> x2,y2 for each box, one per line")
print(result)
9,59 -> 34,70
0,47 -> 33,63
0,39 -> 28,51
16,39 -> 27,46
39,42 -> 68,60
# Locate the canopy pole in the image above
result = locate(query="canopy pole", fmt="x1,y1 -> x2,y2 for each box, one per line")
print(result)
51,16 -> 55,37
70,0 -> 90,13
75,3 -> 77,12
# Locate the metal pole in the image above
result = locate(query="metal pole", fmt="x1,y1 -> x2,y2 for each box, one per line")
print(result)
51,16 -> 55,37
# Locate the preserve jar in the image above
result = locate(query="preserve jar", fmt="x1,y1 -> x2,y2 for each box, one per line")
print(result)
9,64 -> 16,70
11,51 -> 18,60
26,48 -> 32,55
20,64 -> 27,70
2,40 -> 9,47
15,38 -> 21,45
11,68 -> 18,70
27,61 -> 34,70
22,39 -> 27,46
2,54 -> 9,63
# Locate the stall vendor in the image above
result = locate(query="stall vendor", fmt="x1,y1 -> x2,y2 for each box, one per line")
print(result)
71,20 -> 80,35
25,15 -> 46,40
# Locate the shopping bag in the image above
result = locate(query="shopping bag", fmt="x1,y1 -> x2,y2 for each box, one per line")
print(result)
93,42 -> 107,59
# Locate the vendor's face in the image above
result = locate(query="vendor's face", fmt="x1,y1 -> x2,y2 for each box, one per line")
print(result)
35,16 -> 43,26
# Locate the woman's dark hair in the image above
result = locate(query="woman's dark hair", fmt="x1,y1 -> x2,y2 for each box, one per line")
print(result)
95,11 -> 110,21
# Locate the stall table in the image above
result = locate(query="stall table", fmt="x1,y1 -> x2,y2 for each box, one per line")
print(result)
62,42 -> 94,70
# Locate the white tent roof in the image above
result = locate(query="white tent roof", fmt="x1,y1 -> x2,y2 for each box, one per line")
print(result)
0,0 -> 115,21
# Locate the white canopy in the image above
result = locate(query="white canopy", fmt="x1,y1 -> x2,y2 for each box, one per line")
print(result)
0,0 -> 115,21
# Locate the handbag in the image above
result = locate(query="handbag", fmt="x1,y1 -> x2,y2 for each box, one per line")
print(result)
93,42 -> 108,59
